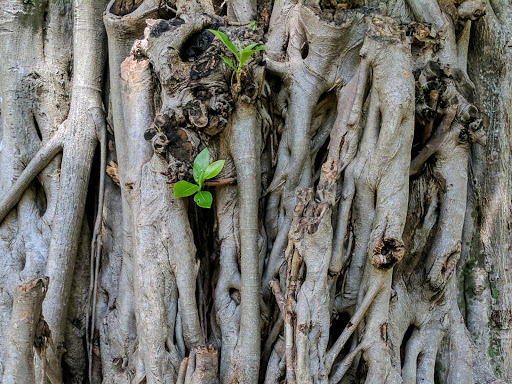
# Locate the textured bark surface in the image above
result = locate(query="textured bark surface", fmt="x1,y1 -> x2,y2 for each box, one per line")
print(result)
0,0 -> 511,383
2,277 -> 50,384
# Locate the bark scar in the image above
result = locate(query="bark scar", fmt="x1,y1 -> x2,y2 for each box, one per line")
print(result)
371,238 -> 404,269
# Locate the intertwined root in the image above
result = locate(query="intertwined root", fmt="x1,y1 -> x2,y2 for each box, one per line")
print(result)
0,0 -> 500,383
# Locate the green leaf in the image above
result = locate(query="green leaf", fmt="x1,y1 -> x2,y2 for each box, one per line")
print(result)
239,50 -> 252,67
245,43 -> 259,51
198,169 -> 206,189
240,44 -> 266,67
194,148 -> 209,187
220,55 -> 237,71
246,45 -> 266,56
173,181 -> 200,198
207,29 -> 239,60
194,148 -> 210,174
194,191 -> 213,208
204,160 -> 225,180
193,164 -> 201,185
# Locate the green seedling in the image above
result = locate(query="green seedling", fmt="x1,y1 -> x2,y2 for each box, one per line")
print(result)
207,29 -> 265,86
173,148 -> 225,208
248,21 -> 257,31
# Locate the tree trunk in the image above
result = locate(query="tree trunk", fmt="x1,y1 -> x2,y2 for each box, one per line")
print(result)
0,0 -> 510,383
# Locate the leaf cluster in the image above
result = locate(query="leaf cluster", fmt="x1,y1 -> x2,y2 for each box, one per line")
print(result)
207,29 -> 265,75
173,148 -> 225,208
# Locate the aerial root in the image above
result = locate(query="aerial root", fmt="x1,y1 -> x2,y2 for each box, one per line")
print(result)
270,279 -> 286,316
0,133 -> 63,223
3,277 -> 50,383
262,311 -> 284,374
87,112 -> 107,383
328,341 -> 367,384
264,338 -> 286,384
176,345 -> 218,383
176,357 -> 189,384
324,278 -> 383,371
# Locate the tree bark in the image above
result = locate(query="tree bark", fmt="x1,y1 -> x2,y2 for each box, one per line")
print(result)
2,278 -> 49,384
0,0 -> 511,383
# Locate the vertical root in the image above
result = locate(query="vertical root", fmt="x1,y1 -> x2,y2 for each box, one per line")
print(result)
264,339 -> 286,384
262,312 -> 284,376
3,278 -> 49,384
229,102 -> 262,383
328,342 -> 365,384
86,107 -> 107,384
191,345 -> 219,383
325,278 -> 383,372
176,357 -> 189,384
401,326 -> 425,383
214,185 -> 241,383
330,176 -> 355,275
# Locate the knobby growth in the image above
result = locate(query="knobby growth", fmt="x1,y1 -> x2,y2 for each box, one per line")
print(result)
0,0 -> 511,383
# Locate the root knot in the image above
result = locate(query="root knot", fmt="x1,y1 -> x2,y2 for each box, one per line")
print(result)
371,238 -> 404,269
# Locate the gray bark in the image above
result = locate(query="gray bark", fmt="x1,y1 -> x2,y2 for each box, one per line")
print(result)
0,0 -> 511,383
2,277 -> 49,384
